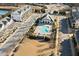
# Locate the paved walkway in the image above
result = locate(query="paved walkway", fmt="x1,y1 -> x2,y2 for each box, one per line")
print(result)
59,18 -> 74,56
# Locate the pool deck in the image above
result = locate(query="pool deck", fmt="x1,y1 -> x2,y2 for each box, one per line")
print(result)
34,25 -> 52,36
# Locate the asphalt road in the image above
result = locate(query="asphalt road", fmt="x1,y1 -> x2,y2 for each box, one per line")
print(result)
75,30 -> 79,44
60,18 -> 73,56
60,19 -> 69,34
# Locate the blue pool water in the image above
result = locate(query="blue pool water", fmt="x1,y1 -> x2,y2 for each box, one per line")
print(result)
0,10 -> 9,15
40,26 -> 49,33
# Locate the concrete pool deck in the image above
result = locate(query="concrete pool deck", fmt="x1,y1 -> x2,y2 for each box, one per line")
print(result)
34,24 -> 52,36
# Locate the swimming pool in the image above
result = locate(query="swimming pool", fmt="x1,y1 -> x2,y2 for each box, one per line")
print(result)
0,10 -> 9,15
40,25 -> 49,33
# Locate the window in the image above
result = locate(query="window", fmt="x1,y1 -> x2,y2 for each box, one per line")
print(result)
0,24 -> 2,28
27,6 -> 29,8
2,21 -> 7,25
59,12 -> 62,15
8,15 -> 11,18
6,18 -> 11,22
17,10 -> 21,14
59,11 -> 66,15
53,11 -> 58,15
24,8 -> 26,11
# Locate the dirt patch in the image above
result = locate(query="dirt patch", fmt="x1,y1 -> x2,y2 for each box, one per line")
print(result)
14,37 -> 53,56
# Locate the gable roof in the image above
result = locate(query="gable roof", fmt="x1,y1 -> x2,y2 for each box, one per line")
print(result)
42,14 -> 53,22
